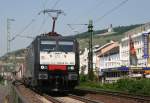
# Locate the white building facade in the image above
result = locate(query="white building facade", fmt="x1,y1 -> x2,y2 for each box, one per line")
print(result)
80,48 -> 89,74
120,23 -> 150,78
96,41 -> 121,71
79,48 -> 97,75
95,41 -> 125,83
120,30 -> 150,67
99,53 -> 120,70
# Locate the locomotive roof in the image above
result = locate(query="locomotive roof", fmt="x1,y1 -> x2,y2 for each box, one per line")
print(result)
26,33 -> 77,49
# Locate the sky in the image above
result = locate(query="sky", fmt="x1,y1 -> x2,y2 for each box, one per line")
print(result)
0,0 -> 150,56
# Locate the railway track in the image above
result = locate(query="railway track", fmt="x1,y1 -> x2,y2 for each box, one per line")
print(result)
68,94 -> 103,103
30,84 -> 103,103
13,82 -> 150,103
43,93 -> 103,103
43,94 -> 62,103
15,81 -> 150,103
75,88 -> 150,103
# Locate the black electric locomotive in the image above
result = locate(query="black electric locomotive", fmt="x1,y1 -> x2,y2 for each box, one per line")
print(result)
23,33 -> 79,91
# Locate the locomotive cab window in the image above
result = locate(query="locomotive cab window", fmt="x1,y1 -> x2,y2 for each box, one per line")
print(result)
40,41 -> 56,52
58,41 -> 74,52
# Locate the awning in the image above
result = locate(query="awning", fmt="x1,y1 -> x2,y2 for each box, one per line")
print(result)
118,66 -> 129,71
143,67 -> 150,70
101,66 -> 129,72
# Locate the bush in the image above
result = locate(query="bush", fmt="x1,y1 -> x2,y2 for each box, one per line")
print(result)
80,74 -> 88,82
79,74 -> 99,82
78,78 -> 150,95
115,78 -> 150,95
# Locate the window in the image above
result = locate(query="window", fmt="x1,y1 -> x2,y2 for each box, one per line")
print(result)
40,41 -> 56,52
58,41 -> 74,52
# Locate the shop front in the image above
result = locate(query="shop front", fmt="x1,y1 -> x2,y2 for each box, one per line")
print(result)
143,67 -> 150,78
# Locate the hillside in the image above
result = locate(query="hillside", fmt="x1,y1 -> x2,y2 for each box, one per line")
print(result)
76,24 -> 142,49
0,49 -> 26,62
0,24 -> 142,60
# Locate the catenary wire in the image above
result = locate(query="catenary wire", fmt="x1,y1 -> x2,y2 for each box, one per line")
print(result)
10,18 -> 37,41
36,0 -> 62,34
94,0 -> 129,23
66,0 -> 105,34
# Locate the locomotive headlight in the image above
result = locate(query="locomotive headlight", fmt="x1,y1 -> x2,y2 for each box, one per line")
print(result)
68,66 -> 74,70
40,65 -> 47,69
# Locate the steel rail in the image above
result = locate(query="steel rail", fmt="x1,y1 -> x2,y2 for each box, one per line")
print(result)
76,88 -> 150,102
68,94 -> 104,103
43,94 -> 63,103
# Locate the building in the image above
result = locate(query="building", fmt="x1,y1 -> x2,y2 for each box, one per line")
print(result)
79,47 -> 97,75
96,24 -> 115,36
95,41 -> 127,83
108,24 -> 114,33
120,23 -> 150,78
120,32 -> 146,67
80,48 -> 89,75
80,22 -> 150,80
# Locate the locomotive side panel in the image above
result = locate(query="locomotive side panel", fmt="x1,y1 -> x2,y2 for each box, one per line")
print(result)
24,39 -> 39,86
31,38 -> 40,86
24,42 -> 35,85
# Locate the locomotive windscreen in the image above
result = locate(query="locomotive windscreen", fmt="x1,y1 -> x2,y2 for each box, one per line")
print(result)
58,41 -> 73,52
40,41 -> 56,52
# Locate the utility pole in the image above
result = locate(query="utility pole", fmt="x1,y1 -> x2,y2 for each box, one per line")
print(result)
7,18 -> 15,53
88,20 -> 94,81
